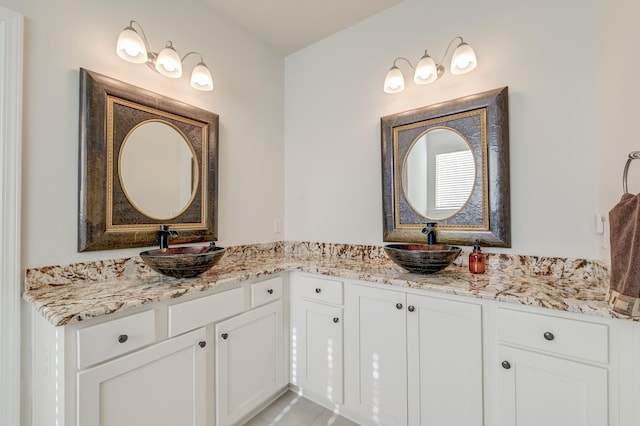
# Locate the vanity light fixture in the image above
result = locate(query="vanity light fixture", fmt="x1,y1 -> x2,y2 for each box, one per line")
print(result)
116,20 -> 214,91
383,36 -> 477,94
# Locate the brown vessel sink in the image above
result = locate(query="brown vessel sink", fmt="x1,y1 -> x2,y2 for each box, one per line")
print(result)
140,244 -> 226,278
384,244 -> 461,274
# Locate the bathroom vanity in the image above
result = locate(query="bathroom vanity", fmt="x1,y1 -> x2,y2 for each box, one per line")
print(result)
31,273 -> 285,426
25,243 -> 640,426
290,271 -> 618,426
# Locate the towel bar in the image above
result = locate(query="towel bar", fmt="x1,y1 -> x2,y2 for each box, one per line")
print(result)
623,151 -> 640,193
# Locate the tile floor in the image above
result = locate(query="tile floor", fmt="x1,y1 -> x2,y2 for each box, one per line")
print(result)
245,390 -> 359,426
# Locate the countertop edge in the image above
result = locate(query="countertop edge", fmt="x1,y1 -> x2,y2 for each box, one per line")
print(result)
24,256 -> 618,327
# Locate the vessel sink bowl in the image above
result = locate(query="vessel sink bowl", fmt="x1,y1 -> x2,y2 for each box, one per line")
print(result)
140,245 -> 226,278
384,244 -> 461,274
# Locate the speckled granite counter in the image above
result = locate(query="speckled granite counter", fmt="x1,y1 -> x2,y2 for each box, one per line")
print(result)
24,242 -> 614,327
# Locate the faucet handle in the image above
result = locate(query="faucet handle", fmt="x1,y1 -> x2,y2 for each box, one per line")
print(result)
159,224 -> 178,236
422,222 -> 437,245
158,225 -> 177,249
422,222 -> 437,233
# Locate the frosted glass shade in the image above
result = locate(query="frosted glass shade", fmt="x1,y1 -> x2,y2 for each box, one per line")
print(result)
414,54 -> 438,84
116,27 -> 147,64
190,63 -> 213,91
156,44 -> 182,78
384,66 -> 405,94
450,42 -> 477,75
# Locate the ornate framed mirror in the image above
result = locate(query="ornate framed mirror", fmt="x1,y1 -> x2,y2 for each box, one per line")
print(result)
78,68 -> 219,251
381,87 -> 510,247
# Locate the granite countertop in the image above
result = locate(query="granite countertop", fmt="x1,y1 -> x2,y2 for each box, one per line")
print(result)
23,242 -> 615,327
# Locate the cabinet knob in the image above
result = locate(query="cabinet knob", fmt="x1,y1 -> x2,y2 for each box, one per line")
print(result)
221,333 -> 229,340
267,289 -> 274,295
396,303 -> 403,310
315,288 -> 322,294
333,317 -> 340,324
501,361 -> 511,369
408,305 -> 415,312
543,331 -> 555,341
198,341 -> 206,348
118,334 -> 128,344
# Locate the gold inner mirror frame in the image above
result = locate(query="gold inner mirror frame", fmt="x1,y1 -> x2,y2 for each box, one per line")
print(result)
401,127 -> 476,221
108,99 -> 205,227
117,119 -> 199,221
396,114 -> 487,226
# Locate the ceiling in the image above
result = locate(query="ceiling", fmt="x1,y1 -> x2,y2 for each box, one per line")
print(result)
200,0 -> 403,55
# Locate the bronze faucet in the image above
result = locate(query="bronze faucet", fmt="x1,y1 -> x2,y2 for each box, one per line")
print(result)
422,222 -> 437,245
158,224 -> 178,250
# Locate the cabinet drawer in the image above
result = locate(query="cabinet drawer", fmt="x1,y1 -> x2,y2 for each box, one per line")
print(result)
297,275 -> 343,305
497,308 -> 609,364
77,310 -> 156,369
251,276 -> 283,307
169,287 -> 245,337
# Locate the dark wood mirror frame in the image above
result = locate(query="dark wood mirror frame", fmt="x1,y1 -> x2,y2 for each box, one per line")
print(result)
78,68 -> 219,252
381,86 -> 510,247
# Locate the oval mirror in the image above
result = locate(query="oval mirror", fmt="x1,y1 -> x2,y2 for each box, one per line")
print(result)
119,121 -> 197,220
402,127 -> 475,220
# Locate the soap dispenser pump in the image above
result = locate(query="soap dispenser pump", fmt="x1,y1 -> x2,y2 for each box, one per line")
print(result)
469,239 -> 486,274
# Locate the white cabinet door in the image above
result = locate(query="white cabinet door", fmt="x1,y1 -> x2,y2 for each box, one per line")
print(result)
407,294 -> 483,426
345,284 -> 407,426
291,300 -> 343,404
215,300 -> 284,426
77,328 -> 207,426
496,345 -> 608,426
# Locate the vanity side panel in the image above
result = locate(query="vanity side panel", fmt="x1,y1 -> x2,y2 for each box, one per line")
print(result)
620,320 -> 640,426
32,312 -> 68,426
632,323 -> 640,424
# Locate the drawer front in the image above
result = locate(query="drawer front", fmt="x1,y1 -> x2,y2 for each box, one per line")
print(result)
168,287 -> 245,337
77,310 -> 156,369
497,308 -> 609,364
297,275 -> 343,305
251,276 -> 283,307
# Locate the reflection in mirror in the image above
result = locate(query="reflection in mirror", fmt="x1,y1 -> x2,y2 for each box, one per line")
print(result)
119,121 -> 197,220
403,128 -> 474,220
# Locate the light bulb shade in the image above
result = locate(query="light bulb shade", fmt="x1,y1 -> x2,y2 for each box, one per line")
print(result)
156,44 -> 182,78
116,27 -> 147,64
413,54 -> 438,84
191,62 -> 213,91
450,42 -> 477,75
384,66 -> 405,93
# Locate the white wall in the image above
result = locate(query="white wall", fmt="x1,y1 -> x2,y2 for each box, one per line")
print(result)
4,0 -> 630,268
0,0 -> 285,268
284,0 -> 599,259
596,0 -> 640,266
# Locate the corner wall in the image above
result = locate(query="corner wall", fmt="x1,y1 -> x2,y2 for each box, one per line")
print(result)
596,0 -> 640,266
284,0 -> 599,259
4,0 -> 285,269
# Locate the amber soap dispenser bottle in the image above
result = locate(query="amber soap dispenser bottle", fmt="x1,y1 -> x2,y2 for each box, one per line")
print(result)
469,239 -> 486,274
